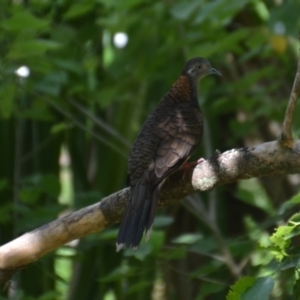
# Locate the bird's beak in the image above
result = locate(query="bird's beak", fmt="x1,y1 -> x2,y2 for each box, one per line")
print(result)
209,68 -> 222,76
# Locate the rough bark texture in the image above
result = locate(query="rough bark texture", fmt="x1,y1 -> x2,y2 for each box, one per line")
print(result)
280,57 -> 300,147
1,140 -> 300,284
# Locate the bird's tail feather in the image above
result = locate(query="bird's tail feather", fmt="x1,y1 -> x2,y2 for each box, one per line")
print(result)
116,183 -> 152,251
144,183 -> 162,240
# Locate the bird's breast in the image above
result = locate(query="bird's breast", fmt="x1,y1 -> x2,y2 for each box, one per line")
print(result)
169,76 -> 192,102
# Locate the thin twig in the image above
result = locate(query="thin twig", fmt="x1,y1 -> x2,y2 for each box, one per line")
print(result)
280,49 -> 300,147
69,99 -> 131,149
184,197 -> 241,278
45,97 -> 127,157
18,85 -> 128,157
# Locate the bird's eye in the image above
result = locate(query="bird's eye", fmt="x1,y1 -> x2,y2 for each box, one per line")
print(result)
197,64 -> 202,70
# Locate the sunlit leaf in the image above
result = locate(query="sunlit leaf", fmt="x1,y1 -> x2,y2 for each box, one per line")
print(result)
227,277 -> 256,300
269,225 -> 292,261
172,233 -> 203,244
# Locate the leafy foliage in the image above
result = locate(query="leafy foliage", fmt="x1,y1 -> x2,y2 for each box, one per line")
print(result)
1,0 -> 300,299
227,276 -> 256,300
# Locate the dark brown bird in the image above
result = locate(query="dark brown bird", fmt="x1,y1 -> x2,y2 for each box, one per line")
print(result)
116,57 -> 221,251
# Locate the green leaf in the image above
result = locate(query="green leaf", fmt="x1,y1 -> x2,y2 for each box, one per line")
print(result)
153,215 -> 174,228
269,3 -> 300,35
236,179 -> 274,213
21,99 -> 53,121
99,265 -> 136,282
172,233 -> 203,244
241,277 -> 274,300
51,58 -> 83,75
0,179 -> 8,191
124,244 -> 153,261
50,123 -> 72,134
170,1 -> 200,20
292,278 -> 300,300
94,88 -> 117,109
189,28 -> 250,58
40,174 -> 61,198
288,213 -> 300,226
148,230 -> 165,254
34,72 -> 67,96
126,281 -> 152,295
278,192 -> 300,212
160,246 -> 187,260
191,260 -> 223,278
0,203 -> 12,224
19,173 -> 60,204
227,276 -> 256,300
194,0 -> 249,25
37,291 -> 60,300
3,9 -> 50,32
97,229 -> 118,240
19,187 -> 41,204
269,225 -> 292,261
0,84 -> 16,118
197,282 -> 225,298
118,0 -> 146,9
63,3 -> 94,20
123,231 -> 164,260
280,255 -> 300,271
8,40 -> 61,59
266,213 -> 300,261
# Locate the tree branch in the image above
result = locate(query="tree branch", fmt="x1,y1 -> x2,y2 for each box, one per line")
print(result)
280,53 -> 300,147
1,140 -> 300,284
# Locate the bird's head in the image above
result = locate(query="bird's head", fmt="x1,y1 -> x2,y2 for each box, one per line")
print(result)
182,57 -> 222,81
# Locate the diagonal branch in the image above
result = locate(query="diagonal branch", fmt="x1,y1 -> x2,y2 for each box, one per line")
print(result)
69,98 -> 131,149
1,140 -> 300,284
280,53 -> 300,147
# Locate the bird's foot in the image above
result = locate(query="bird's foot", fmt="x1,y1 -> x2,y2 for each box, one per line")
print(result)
182,158 -> 204,179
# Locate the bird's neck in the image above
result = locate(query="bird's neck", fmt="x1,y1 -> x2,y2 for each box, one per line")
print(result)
165,75 -> 198,104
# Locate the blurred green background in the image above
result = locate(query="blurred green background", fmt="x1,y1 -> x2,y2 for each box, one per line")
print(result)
1,0 -> 300,299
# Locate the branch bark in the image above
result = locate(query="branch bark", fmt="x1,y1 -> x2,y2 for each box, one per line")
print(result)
1,140 -> 300,284
280,55 -> 300,147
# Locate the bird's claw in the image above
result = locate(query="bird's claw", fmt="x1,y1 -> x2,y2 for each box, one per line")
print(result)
182,158 -> 204,179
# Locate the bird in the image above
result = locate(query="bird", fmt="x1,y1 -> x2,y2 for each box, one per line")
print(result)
116,57 -> 221,251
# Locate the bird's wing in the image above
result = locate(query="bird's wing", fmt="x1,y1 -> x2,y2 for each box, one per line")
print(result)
128,106 -> 203,186
153,107 -> 202,180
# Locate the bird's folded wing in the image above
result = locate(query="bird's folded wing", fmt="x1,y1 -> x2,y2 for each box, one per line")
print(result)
154,110 -> 201,179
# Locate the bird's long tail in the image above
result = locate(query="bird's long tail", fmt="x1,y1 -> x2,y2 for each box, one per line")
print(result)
116,182 -> 157,251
